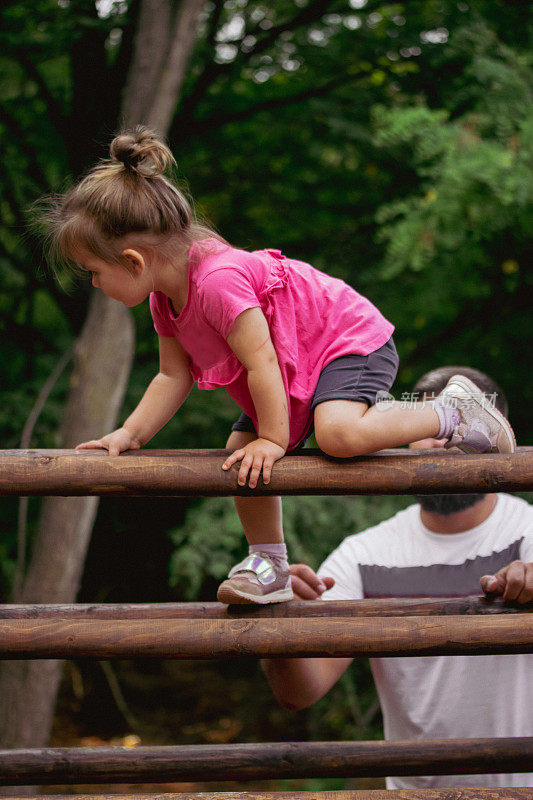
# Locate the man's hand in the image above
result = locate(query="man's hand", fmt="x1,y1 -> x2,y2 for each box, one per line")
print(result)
76,427 -> 141,457
222,437 -> 286,488
290,564 -> 335,600
480,560 -> 533,603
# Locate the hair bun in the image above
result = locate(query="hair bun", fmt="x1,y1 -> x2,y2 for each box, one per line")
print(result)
110,126 -> 176,177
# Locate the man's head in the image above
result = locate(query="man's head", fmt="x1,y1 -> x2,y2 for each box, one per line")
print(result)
411,366 -> 509,515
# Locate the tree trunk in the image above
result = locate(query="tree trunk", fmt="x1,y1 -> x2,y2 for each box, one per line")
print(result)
121,0 -> 174,127
145,0 -> 205,133
0,294 -> 135,755
0,0 -> 205,766
123,0 -> 205,133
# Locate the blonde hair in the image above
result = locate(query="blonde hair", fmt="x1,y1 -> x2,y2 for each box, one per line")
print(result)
39,126 -> 224,276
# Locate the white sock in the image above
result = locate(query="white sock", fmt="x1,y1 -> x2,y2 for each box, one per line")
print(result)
249,542 -> 288,563
433,400 -> 461,439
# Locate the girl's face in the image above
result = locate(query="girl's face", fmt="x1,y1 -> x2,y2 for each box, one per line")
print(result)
76,249 -> 150,307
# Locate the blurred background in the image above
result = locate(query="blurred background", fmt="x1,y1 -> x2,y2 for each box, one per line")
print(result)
0,0 -> 532,792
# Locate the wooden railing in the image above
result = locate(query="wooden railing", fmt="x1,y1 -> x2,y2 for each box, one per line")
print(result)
1,612 -> 533,659
1,447 -> 532,799
0,447 -> 531,496
0,791 -> 531,799
0,738 -> 531,783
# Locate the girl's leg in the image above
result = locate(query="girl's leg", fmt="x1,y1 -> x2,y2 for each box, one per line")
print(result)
313,345 -> 515,458
217,430 -> 292,604
227,430 -> 284,544
314,399 -> 440,458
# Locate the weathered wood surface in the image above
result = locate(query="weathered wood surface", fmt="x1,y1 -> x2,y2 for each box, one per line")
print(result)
0,448 -> 532,496
1,596 -> 531,619
0,738 -> 531,783
3,791 -> 532,799
1,616 -> 533,659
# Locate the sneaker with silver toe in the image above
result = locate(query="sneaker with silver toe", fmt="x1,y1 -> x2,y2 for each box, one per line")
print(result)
217,553 -> 293,605
436,374 -> 516,454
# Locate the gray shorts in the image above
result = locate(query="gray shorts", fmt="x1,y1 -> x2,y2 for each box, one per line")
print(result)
231,337 -> 398,449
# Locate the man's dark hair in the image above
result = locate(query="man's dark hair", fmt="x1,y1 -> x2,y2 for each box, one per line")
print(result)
413,366 -> 509,418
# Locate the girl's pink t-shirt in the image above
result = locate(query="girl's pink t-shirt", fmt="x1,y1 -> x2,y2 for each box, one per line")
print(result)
150,240 -> 394,449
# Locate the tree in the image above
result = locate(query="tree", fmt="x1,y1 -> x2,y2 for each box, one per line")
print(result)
371,22 -> 533,436
0,0 -> 530,759
0,0 -> 204,755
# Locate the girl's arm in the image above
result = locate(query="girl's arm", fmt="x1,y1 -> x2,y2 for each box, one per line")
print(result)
222,307 -> 289,488
77,336 -> 193,455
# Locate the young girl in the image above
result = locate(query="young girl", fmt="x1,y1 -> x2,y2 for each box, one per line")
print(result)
42,127 -> 516,605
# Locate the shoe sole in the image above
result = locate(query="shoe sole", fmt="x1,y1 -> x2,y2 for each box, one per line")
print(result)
217,583 -> 294,605
445,375 -> 516,453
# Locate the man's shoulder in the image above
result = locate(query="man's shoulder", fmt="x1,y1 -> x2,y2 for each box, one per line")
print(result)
337,504 -> 420,554
495,495 -> 533,558
497,492 -> 532,513
493,493 -> 533,532
329,494 -> 533,565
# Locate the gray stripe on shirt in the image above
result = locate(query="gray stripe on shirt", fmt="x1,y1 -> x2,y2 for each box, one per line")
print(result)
360,539 -> 523,598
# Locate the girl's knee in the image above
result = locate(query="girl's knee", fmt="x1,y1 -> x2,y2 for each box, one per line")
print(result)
315,418 -> 366,458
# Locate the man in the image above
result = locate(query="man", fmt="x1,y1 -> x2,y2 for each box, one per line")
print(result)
262,366 -> 533,789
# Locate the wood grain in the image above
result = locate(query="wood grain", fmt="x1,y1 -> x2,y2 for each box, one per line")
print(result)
0,739 -> 531,783
1,616 -> 533,659
0,448 -> 531,496
3,790 -> 532,799
1,596 -> 531,620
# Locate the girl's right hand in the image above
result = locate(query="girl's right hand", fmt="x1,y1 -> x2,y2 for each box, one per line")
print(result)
76,427 -> 141,457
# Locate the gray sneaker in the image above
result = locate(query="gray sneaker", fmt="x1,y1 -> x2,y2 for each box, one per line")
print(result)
217,553 -> 293,605
437,374 -> 516,454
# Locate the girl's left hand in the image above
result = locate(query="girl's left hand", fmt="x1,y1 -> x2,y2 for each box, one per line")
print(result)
222,438 -> 286,488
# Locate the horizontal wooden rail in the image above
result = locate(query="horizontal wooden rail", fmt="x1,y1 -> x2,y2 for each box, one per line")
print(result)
0,447 -> 532,496
2,616 -> 533,659
3,791 -> 531,799
1,738 -> 531,783
1,596 -> 532,619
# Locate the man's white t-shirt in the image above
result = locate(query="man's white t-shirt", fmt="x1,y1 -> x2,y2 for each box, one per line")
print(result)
317,493 -> 533,789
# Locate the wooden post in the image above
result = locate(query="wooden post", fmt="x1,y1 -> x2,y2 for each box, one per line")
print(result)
0,738 -> 531,783
0,790 -> 530,799
1,616 -> 533,659
0,448 -> 532,496
1,596 -> 531,619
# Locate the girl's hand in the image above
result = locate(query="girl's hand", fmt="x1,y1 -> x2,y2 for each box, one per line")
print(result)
76,427 -> 141,457
222,437 -> 286,488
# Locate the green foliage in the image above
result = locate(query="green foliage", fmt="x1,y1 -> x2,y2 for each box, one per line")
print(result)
369,23 -> 533,438
0,535 -> 16,598
374,26 -> 533,278
1,0 -> 532,613
1,0 -> 531,754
